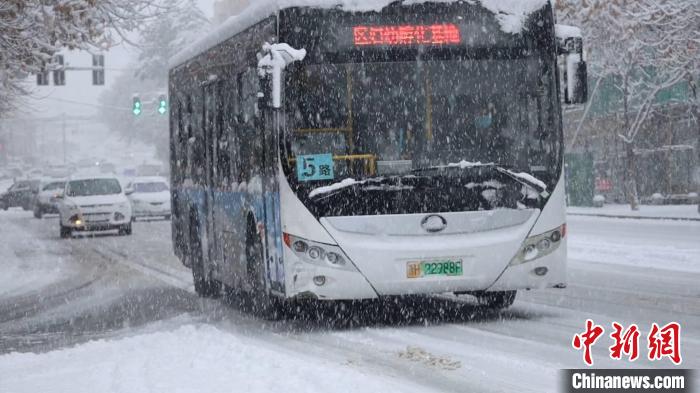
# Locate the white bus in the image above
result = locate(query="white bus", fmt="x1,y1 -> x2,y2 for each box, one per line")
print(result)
168,0 -> 587,315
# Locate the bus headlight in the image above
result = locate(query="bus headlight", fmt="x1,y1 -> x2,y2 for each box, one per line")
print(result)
325,252 -> 344,265
284,233 -> 354,271
308,246 -> 323,260
292,240 -> 308,253
510,224 -> 566,266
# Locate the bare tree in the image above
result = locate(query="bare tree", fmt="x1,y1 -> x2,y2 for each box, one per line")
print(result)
99,0 -> 209,162
0,0 -> 168,115
558,0 -> 699,209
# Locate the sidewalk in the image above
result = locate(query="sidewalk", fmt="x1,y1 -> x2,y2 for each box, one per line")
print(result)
568,203 -> 700,221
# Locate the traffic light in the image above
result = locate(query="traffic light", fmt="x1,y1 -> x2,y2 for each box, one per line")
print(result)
37,60 -> 49,86
37,71 -> 49,86
158,94 -> 168,115
92,54 -> 105,86
132,96 -> 142,116
53,55 -> 65,86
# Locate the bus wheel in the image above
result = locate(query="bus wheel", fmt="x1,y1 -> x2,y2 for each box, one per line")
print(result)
475,291 -> 516,309
190,220 -> 220,298
246,226 -> 283,320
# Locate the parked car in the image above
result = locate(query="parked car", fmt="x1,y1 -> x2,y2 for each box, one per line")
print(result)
33,179 -> 67,218
0,179 -> 41,211
45,165 -> 73,179
136,163 -> 164,177
5,166 -> 23,179
57,175 -> 133,238
99,162 -> 117,174
27,168 -> 43,178
126,177 -> 171,220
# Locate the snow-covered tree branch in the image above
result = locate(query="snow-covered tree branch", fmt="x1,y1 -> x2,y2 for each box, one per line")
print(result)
98,0 -> 209,161
0,0 -> 169,115
557,0 -> 699,209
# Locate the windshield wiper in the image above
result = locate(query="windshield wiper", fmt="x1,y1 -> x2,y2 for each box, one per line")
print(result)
412,162 -> 549,197
308,176 -> 414,200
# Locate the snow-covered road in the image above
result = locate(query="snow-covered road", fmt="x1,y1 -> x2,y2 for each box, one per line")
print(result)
0,211 -> 698,392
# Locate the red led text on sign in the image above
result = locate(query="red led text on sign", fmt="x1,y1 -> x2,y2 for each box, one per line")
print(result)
353,24 -> 461,46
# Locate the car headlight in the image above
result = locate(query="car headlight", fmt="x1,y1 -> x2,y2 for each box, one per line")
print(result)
283,233 -> 356,272
509,224 -> 566,266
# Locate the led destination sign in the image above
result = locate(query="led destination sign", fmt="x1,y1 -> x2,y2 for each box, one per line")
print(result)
353,24 -> 462,46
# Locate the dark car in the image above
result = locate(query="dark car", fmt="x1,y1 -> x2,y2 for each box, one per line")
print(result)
33,180 -> 67,218
0,179 -> 41,211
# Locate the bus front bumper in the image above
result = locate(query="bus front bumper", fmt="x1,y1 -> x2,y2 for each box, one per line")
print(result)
487,239 -> 567,291
284,247 -> 378,300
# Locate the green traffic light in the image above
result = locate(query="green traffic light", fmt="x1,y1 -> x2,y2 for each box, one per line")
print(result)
133,100 -> 142,116
158,101 -> 167,115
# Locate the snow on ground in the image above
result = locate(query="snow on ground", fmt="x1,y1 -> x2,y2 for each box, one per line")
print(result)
0,211 -> 74,297
1,212 -> 699,392
567,215 -> 700,273
568,203 -> 698,220
0,323 -> 438,393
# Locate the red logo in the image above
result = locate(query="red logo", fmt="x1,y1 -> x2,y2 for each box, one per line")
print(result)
609,322 -> 640,361
648,322 -> 682,365
573,321 -> 682,366
572,319 -> 605,366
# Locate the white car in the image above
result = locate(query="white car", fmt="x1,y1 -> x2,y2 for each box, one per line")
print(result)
126,177 -> 171,220
57,175 -> 133,238
33,179 -> 66,218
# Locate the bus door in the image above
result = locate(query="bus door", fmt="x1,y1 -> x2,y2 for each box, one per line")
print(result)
259,79 -> 285,294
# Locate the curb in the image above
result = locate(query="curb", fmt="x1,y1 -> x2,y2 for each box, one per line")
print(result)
567,213 -> 700,222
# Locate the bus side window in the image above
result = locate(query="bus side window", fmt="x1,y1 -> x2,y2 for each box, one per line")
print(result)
190,92 -> 206,185
178,96 -> 191,183
204,84 -> 217,185
170,98 -> 180,185
184,95 -> 195,182
236,69 -> 262,183
226,79 -> 240,187
216,82 -> 231,188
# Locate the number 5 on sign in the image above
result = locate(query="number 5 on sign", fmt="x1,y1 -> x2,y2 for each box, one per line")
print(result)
297,154 -> 334,182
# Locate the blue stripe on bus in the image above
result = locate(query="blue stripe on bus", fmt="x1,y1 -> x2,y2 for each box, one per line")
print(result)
174,186 -> 285,293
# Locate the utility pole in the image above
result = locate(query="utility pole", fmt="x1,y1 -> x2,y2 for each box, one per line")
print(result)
62,113 -> 67,164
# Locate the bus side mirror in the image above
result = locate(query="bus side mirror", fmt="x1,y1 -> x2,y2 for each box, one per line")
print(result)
556,26 -> 588,105
257,43 -> 307,109
565,57 -> 588,105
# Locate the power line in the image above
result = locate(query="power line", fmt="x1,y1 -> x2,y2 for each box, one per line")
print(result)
40,97 -> 131,111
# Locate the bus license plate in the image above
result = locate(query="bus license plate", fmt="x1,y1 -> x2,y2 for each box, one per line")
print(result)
407,260 -> 463,278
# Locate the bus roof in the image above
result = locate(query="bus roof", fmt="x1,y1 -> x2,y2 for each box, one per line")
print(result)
169,0 -> 549,69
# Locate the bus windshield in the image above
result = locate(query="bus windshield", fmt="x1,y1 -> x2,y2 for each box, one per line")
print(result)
284,56 -> 560,184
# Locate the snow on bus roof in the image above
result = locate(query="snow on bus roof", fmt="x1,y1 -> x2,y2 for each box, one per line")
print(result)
170,0 -> 549,68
